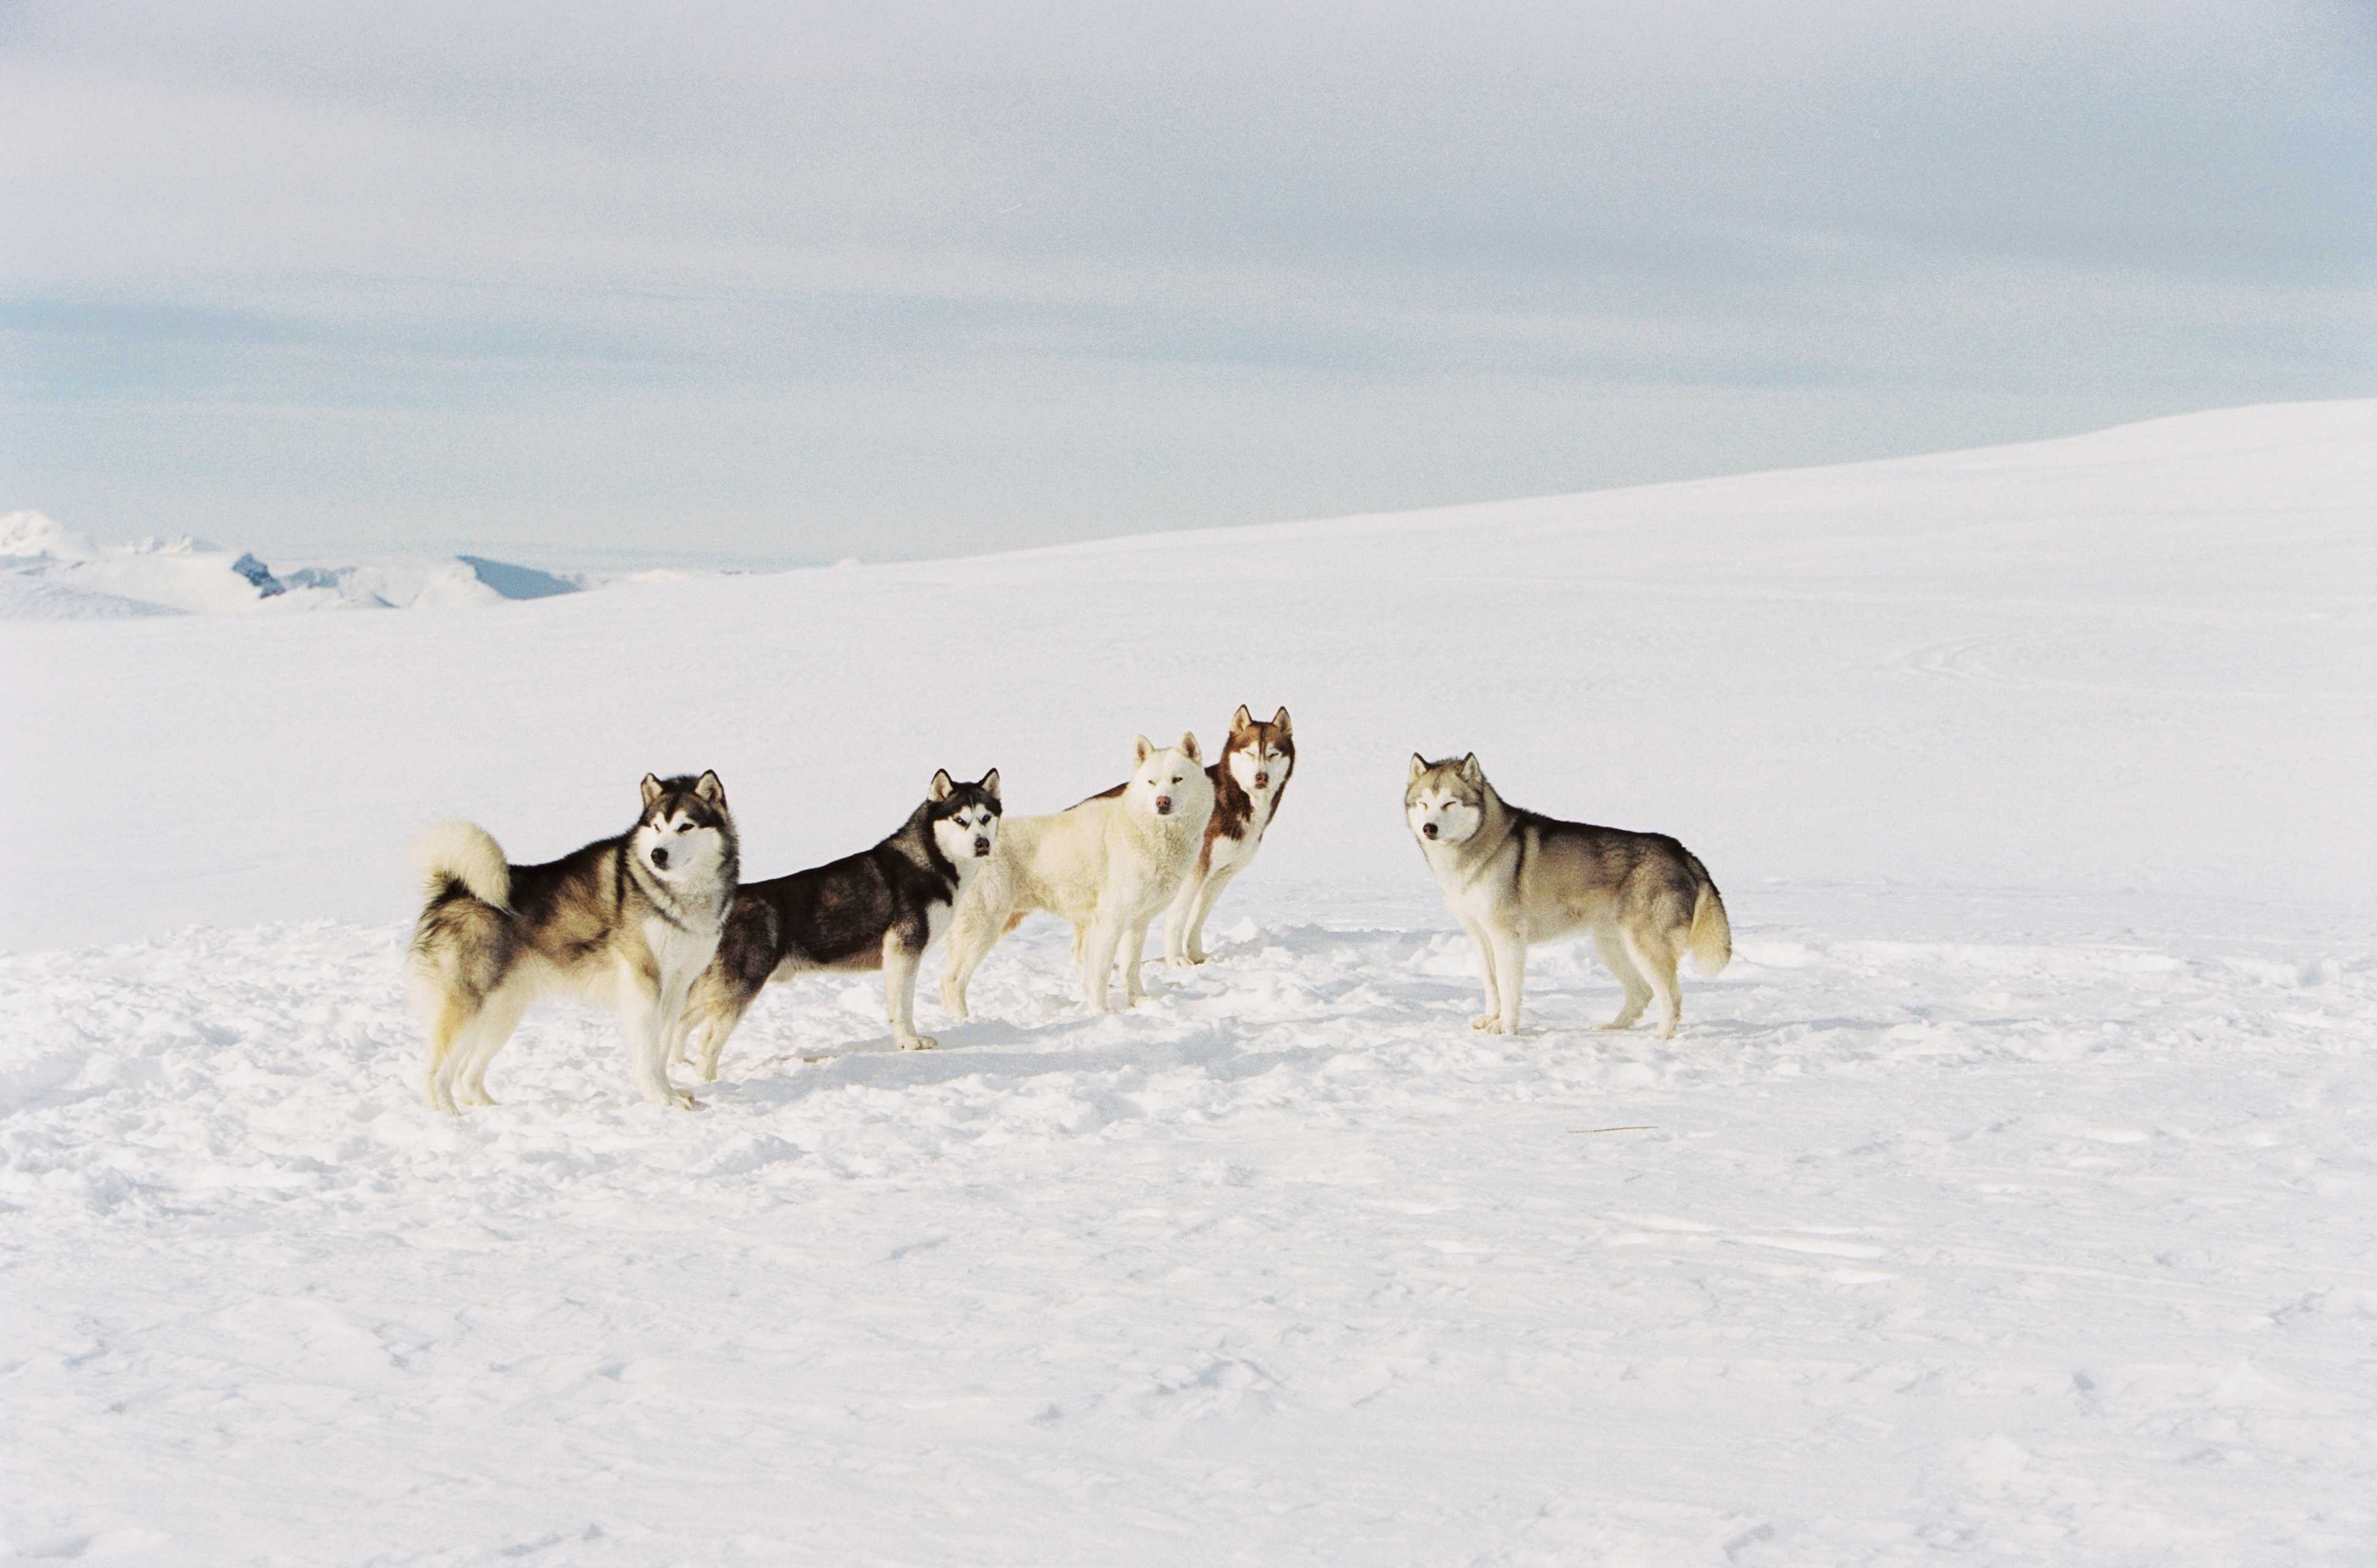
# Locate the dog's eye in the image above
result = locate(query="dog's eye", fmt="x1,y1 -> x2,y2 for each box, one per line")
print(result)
675,822 -> 693,834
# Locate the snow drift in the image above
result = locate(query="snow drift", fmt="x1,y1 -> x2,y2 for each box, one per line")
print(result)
0,509 -> 590,616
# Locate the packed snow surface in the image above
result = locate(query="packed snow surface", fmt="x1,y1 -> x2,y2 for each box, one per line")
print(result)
2,401 -> 2373,1564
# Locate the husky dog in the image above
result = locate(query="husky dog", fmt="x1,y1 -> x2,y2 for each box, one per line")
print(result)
1165,704 -> 1294,967
1404,754 -> 1731,1038
941,733 -> 1216,1017
675,769 -> 1002,1078
406,771 -> 737,1113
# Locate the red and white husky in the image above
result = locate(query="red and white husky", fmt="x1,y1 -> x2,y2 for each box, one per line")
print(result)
1165,705 -> 1294,966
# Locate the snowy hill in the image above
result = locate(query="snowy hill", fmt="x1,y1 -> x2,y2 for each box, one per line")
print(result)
0,509 -> 593,615
2,401 -> 2373,1565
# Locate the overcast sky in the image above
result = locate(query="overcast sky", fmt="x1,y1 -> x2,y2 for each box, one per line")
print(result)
3,1 -> 2371,562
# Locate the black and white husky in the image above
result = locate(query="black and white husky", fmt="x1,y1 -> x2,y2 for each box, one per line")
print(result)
676,769 -> 1002,1077
406,771 -> 738,1113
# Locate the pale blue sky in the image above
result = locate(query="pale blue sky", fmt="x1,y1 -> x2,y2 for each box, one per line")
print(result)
3,1 -> 2371,562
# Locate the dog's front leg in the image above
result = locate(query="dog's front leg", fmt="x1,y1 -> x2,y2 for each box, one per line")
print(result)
884,938 -> 934,1050
1487,932 -> 1527,1035
618,966 -> 695,1109
1117,917 -> 1152,1005
1162,872 -> 1203,967
1465,921 -> 1502,1030
1079,911 -> 1124,1014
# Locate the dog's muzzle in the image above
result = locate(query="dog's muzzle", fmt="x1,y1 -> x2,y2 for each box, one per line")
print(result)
1422,823 -> 1440,840
650,846 -> 671,869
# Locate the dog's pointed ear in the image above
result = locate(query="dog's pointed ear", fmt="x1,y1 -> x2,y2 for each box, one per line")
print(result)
1459,753 -> 1483,785
1179,730 -> 1202,763
640,773 -> 664,809
1134,734 -> 1154,764
1408,753 -> 1428,782
929,768 -> 955,802
695,769 -> 727,807
978,767 -> 1000,799
1232,704 -> 1254,731
1271,706 -> 1290,734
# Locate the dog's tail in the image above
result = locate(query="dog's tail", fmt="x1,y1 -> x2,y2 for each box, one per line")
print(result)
1685,858 -> 1731,977
408,820 -> 511,910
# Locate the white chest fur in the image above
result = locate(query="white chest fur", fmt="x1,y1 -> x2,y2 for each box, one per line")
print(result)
1211,788 -> 1275,873
643,914 -> 722,1001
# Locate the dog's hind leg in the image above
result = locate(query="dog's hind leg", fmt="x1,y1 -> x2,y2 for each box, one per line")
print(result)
1592,929 -> 1653,1031
1621,927 -> 1683,1039
690,994 -> 756,1084
420,992 -> 476,1114
455,986 -> 531,1107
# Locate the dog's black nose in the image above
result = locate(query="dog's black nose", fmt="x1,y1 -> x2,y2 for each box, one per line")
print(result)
1254,772 -> 1269,788
651,846 -> 671,869
973,838 -> 990,856
1422,823 -> 1439,840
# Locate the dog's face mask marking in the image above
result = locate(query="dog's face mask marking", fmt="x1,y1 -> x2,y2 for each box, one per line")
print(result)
928,768 -> 1003,864
634,771 -> 731,881
1405,755 -> 1486,846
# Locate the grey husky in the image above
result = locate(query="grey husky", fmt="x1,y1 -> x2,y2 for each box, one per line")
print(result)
406,771 -> 738,1113
1404,754 -> 1731,1037
675,769 -> 1003,1078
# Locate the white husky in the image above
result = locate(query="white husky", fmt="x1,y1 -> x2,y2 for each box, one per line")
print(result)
940,733 -> 1217,1016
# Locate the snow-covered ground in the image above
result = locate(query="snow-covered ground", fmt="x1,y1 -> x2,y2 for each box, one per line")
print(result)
3,401 -> 2373,1564
1,510 -> 593,616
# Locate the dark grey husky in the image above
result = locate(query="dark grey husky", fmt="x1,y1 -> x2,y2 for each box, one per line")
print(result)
1404,753 -> 1731,1038
678,769 -> 1002,1077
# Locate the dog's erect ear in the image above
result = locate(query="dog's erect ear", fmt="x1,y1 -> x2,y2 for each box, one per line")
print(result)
929,768 -> 955,802
640,773 -> 664,809
1134,734 -> 1154,764
1179,731 -> 1202,763
978,767 -> 1000,799
1271,706 -> 1291,734
1408,753 -> 1428,782
695,769 -> 727,807
1232,704 -> 1254,731
1459,753 -> 1483,786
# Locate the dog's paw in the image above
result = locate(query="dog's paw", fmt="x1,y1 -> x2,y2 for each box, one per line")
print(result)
897,1034 -> 938,1052
1470,1013 -> 1503,1031
1594,1019 -> 1638,1033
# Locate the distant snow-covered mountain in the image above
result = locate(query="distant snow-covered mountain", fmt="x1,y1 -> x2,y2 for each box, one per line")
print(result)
0,510 -> 597,617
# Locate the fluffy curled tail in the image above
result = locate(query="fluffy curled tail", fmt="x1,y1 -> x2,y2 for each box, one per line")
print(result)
1687,877 -> 1732,977
408,820 -> 511,909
